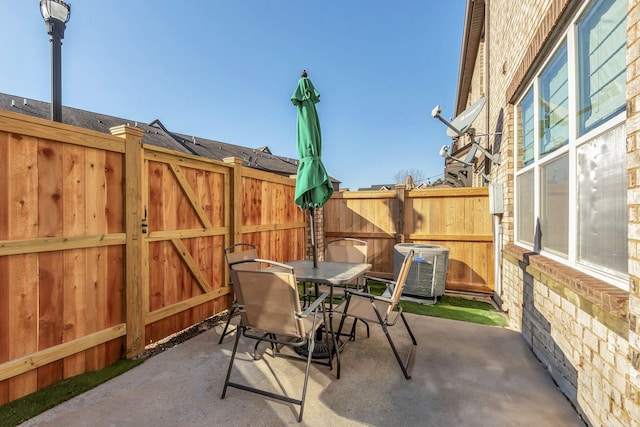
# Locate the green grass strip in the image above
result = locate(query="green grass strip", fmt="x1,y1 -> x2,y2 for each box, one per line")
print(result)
300,281 -> 508,327
399,297 -> 508,327
367,282 -> 508,327
0,358 -> 144,427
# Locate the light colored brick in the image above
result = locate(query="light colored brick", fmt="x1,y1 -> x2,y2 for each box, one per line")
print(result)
600,343 -> 616,367
583,330 -> 600,353
549,290 -> 561,307
561,297 -> 576,316
612,371 -> 626,394
572,322 -> 584,341
592,320 -> 608,341
629,370 -> 640,389
577,309 -> 592,328
534,281 -> 549,298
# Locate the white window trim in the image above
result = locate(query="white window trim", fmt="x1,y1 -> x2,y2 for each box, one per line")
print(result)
513,0 -> 628,290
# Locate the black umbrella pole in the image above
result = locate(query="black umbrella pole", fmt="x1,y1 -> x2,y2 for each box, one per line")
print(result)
309,207 -> 318,268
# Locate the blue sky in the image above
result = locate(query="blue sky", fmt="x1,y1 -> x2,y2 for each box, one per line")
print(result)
2,1 -> 466,190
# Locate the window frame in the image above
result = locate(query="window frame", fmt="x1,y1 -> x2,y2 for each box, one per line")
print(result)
513,0 -> 628,289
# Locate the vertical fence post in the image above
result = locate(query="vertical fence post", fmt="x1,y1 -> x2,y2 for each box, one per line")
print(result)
223,157 -> 244,247
111,125 -> 145,358
395,184 -> 407,244
222,157 -> 244,312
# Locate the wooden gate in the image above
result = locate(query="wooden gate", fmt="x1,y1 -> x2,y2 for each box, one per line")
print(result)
142,146 -> 231,344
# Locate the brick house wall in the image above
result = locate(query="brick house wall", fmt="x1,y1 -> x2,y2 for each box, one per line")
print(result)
459,0 -> 640,425
626,0 -> 640,418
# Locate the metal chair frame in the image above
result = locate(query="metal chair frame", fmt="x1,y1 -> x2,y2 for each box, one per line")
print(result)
218,243 -> 258,344
335,250 -> 417,379
221,258 -> 338,422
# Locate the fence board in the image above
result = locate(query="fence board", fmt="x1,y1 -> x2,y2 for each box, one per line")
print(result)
9,254 -> 39,400
36,139 -> 65,387
0,132 -> 9,389
5,131 -> 40,400
63,248 -> 87,378
105,245 -> 124,363
106,151 -> 123,233
37,251 -> 64,389
0,131 -> 8,240
61,144 -> 87,378
0,111 -> 124,153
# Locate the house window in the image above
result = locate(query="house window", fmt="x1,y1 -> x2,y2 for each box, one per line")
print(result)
516,170 -> 535,245
515,0 -> 628,287
539,42 -> 569,157
577,0 -> 627,135
520,90 -> 535,167
577,124 -> 628,274
540,154 -> 569,256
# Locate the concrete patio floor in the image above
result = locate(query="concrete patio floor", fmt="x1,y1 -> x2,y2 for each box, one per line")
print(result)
20,314 -> 585,427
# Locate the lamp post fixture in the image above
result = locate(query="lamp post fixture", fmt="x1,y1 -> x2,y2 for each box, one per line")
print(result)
40,0 -> 71,123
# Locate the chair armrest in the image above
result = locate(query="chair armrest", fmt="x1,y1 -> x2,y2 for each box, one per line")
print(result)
363,275 -> 397,295
298,292 -> 329,318
363,275 -> 396,286
343,289 -> 394,305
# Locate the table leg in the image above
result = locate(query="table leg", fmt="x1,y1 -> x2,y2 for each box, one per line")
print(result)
314,282 -> 323,342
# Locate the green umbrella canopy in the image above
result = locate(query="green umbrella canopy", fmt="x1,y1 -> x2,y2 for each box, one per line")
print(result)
291,72 -> 333,209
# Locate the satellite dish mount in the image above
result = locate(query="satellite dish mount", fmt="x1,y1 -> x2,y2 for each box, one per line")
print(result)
432,97 -> 500,166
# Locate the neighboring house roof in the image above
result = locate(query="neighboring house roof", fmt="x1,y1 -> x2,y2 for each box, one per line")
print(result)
357,184 -> 396,191
0,93 -> 339,186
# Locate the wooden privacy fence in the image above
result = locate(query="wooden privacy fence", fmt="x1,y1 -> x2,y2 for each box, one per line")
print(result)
325,186 -> 494,294
0,110 -> 304,404
0,109 -> 492,405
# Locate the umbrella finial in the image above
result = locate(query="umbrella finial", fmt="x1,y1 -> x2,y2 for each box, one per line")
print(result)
301,70 -> 308,78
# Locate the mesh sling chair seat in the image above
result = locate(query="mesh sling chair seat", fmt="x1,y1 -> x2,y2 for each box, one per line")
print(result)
334,249 -> 417,379
221,258 -> 340,423
218,243 -> 259,344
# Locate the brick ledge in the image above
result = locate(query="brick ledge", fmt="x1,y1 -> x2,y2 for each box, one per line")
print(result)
503,244 -> 629,322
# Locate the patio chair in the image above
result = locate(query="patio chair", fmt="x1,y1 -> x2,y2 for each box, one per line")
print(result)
325,238 -> 368,292
221,258 -> 338,423
218,243 -> 259,344
334,249 -> 417,379
303,238 -> 368,305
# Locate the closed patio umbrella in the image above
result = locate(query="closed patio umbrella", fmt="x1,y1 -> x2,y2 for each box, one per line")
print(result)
292,70 -> 333,268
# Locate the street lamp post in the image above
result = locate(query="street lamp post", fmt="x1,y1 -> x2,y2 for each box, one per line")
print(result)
40,0 -> 71,123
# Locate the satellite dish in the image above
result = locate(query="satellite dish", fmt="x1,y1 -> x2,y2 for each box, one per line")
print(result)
462,144 -> 478,164
439,144 -> 475,168
446,97 -> 486,138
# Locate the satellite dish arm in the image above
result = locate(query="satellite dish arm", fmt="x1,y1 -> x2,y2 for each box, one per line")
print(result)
439,145 -> 474,167
431,106 -> 463,137
471,137 -> 501,165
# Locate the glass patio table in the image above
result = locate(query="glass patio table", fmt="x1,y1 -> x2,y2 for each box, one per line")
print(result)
287,260 -> 372,358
